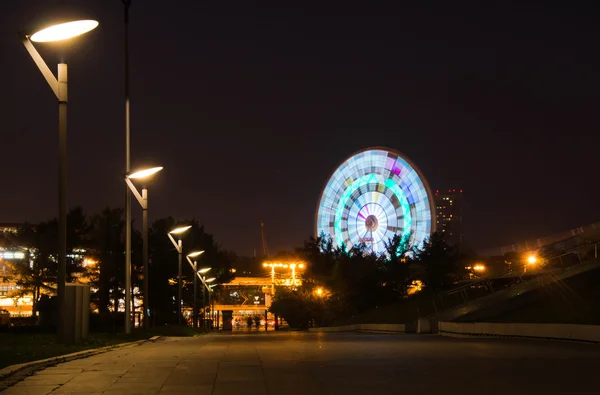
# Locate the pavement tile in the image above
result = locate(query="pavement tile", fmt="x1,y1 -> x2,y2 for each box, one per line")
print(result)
49,378 -> 117,393
102,382 -> 164,395
158,384 -> 213,395
2,385 -> 60,395
212,381 -> 267,395
3,332 -> 600,395
162,372 -> 215,385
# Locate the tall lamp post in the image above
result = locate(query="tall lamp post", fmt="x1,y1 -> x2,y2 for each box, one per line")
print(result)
198,276 -> 216,329
168,226 -> 191,324
122,0 -> 133,336
20,20 -> 98,341
125,166 -> 163,330
186,251 -> 208,328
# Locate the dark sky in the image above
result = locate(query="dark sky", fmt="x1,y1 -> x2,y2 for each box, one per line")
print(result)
1,1 -> 599,256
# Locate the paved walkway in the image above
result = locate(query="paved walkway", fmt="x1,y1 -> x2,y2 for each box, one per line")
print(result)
3,332 -> 600,394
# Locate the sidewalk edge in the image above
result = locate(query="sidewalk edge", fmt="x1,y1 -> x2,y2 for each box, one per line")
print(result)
0,335 -> 161,387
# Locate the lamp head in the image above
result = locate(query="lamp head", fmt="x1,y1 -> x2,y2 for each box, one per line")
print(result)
170,225 -> 192,235
198,267 -> 211,274
30,20 -> 99,43
187,251 -> 204,258
205,277 -> 216,283
128,166 -> 163,179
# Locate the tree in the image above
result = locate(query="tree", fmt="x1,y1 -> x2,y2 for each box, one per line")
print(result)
4,222 -> 57,316
414,232 -> 460,291
86,208 -> 126,314
383,233 -> 412,298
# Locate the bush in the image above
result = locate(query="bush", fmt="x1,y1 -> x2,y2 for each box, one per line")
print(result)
269,288 -> 331,329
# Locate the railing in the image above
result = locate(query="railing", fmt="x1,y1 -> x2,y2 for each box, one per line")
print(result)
418,241 -> 600,319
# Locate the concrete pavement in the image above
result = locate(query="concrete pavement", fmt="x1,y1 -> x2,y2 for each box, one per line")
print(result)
3,331 -> 599,394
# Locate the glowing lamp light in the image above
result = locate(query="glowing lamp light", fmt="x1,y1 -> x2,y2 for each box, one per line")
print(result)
187,251 -> 204,258
473,264 -> 486,272
30,20 -> 99,43
198,267 -> 211,274
527,254 -> 537,265
316,288 -> 323,296
205,277 -> 216,283
170,225 -> 192,235
298,263 -> 305,269
128,166 -> 163,179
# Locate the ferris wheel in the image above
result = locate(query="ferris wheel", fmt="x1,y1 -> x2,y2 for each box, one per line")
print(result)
315,148 -> 435,255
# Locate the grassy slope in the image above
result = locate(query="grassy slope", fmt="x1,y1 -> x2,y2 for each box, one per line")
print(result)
0,326 -> 204,370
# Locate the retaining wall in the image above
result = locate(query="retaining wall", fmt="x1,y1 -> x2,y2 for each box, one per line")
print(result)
308,323 -> 409,333
438,321 -> 600,342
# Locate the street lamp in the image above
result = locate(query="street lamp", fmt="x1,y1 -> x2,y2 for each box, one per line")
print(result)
125,166 -> 163,331
168,225 -> 191,324
524,253 -> 538,274
186,251 -> 206,328
20,19 -> 98,342
194,272 -> 216,330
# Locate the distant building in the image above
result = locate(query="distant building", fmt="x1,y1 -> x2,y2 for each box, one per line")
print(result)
0,223 -> 22,234
434,189 -> 463,246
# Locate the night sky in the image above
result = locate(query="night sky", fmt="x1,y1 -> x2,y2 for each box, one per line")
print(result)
2,1 -> 599,256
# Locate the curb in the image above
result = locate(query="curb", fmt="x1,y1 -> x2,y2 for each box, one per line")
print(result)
439,330 -> 600,344
0,335 -> 160,390
308,323 -> 411,333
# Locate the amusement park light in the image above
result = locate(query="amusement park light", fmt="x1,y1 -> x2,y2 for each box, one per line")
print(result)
316,148 -> 435,255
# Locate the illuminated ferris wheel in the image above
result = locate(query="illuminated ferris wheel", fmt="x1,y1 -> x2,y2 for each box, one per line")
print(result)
316,148 -> 435,255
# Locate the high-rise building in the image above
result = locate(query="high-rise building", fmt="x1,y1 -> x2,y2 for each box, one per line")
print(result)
434,189 -> 463,246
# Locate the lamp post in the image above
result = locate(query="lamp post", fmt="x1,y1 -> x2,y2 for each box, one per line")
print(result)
125,166 -> 163,330
201,277 -> 216,329
168,226 -> 191,324
195,272 -> 216,329
186,251 -> 207,328
122,0 -> 133,337
20,19 -> 98,341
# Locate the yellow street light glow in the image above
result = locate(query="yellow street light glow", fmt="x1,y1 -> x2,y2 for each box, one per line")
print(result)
128,166 -> 163,179
30,20 -> 99,43
298,263 -> 305,269
263,263 -> 268,267
198,267 -> 211,274
170,225 -> 192,235
187,251 -> 204,258
205,277 -> 216,283
316,287 -> 323,296
473,264 -> 486,272
527,254 -> 537,265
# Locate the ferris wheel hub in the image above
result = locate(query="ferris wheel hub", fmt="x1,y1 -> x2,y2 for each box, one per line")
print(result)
364,215 -> 379,231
